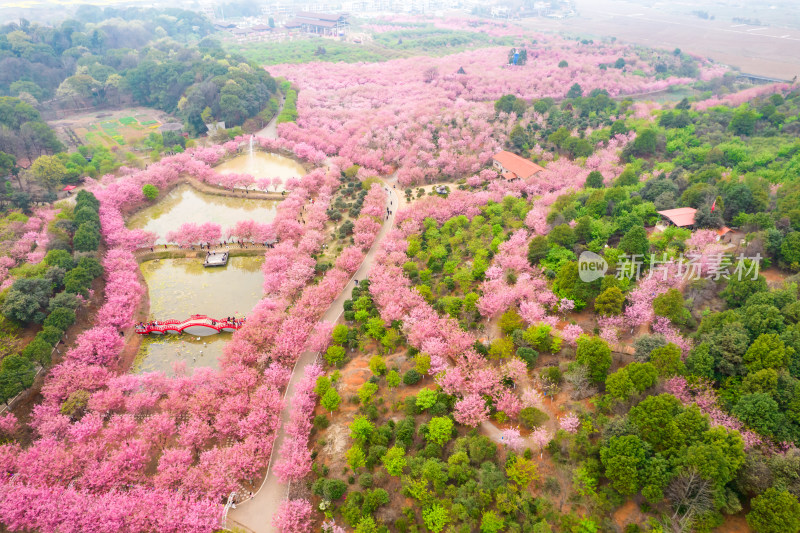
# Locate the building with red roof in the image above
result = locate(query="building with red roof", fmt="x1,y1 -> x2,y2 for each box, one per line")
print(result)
492,151 -> 545,181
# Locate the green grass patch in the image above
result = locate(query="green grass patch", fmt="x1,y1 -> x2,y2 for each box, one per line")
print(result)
139,120 -> 158,126
119,116 -> 138,125
112,135 -> 125,145
226,28 -> 512,66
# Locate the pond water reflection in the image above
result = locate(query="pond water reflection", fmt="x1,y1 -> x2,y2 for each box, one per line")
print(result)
128,184 -> 278,244
215,152 -> 306,190
133,256 -> 264,374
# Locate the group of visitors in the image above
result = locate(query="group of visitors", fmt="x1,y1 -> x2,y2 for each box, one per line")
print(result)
135,321 -> 162,331
221,316 -> 246,327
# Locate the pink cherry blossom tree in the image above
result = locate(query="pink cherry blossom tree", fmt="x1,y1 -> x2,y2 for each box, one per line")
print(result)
273,498 -> 313,533
453,394 -> 489,427
559,412 -> 580,434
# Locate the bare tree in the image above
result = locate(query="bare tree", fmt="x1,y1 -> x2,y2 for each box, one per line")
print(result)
423,66 -> 439,83
537,372 -> 560,397
662,468 -> 715,533
563,366 -> 597,400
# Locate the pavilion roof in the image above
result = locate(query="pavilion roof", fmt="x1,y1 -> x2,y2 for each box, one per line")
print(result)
657,207 -> 697,227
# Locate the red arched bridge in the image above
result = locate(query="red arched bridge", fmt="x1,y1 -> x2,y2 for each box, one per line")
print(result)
135,315 -> 246,336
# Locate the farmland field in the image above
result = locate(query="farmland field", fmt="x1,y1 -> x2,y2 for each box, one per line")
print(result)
521,0 -> 800,80
48,107 -> 172,149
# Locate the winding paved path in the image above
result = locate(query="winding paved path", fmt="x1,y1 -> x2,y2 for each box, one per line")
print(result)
227,180 -> 399,533
256,93 -> 284,140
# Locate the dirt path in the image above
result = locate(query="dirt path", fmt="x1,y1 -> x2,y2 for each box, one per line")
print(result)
227,180 -> 399,533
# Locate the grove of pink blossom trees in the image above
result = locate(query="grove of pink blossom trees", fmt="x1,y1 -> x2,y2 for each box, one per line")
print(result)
267,36 -> 723,186
0,207 -> 56,290
0,131 -> 391,531
0,30 -> 748,531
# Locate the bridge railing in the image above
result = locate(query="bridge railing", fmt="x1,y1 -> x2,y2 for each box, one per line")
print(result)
135,317 -> 247,334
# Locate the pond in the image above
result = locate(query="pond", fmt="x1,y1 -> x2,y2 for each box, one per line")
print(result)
133,256 -> 264,374
214,152 -> 306,190
127,184 -> 278,244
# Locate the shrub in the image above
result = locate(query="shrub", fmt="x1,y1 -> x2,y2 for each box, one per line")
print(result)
358,382 -> 378,405
358,473 -> 373,488
361,488 -> 389,514
313,414 -> 329,429
519,407 -> 549,429
77,256 -> 103,278
63,266 -> 92,297
22,337 -> 53,365
403,369 -> 421,385
386,370 -> 401,388
142,184 -> 159,200
43,307 -> 76,331
60,389 -> 89,418
540,365 -> 563,385
73,222 -> 101,252
369,355 -> 387,376
73,206 -> 100,227
324,345 -> 346,366
517,346 -> 538,368
44,249 -> 74,270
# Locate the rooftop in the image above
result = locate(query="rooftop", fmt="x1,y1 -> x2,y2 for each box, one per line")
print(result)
657,207 -> 697,227
492,151 -> 544,180
295,11 -> 346,22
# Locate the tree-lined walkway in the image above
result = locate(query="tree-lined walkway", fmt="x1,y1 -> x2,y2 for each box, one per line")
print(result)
257,92 -> 285,140
227,181 -> 399,533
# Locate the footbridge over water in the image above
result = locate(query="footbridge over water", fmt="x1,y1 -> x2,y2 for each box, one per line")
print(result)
135,315 -> 246,336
